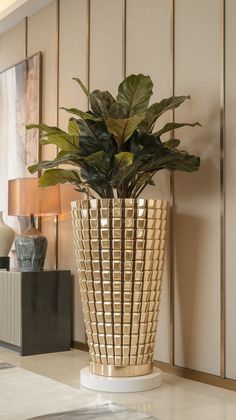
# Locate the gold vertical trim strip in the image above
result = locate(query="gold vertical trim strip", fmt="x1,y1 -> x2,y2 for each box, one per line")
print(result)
56,0 -> 60,126
54,0 -> 60,270
220,0 -> 226,379
169,0 -> 175,367
122,0 -> 127,78
24,17 -> 28,59
84,0 -> 91,345
87,0 -> 91,105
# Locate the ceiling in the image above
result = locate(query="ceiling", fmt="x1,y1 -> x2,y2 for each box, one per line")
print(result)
0,0 -> 17,14
0,0 -> 52,34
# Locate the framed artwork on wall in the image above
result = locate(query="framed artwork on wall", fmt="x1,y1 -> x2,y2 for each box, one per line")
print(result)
0,52 -> 41,263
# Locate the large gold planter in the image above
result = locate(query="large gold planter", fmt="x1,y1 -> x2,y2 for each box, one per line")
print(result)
71,198 -> 167,377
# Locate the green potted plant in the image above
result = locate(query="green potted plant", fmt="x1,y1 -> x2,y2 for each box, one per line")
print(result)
27,74 -> 200,379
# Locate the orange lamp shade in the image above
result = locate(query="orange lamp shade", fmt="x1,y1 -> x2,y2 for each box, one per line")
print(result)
8,178 -> 61,216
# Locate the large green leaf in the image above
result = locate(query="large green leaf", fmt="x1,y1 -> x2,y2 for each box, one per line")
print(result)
28,152 -> 81,174
163,139 -> 181,149
27,123 -> 79,151
78,120 -> 117,155
141,149 -> 200,173
80,162 -> 111,197
39,169 -> 82,187
27,123 -> 65,135
115,152 -> 134,168
68,119 -> 80,136
72,78 -> 117,118
84,151 -> 107,173
129,131 -> 162,155
139,95 -> 190,133
39,133 -> 79,152
61,107 -> 99,121
105,114 -> 145,145
90,90 -> 116,117
154,121 -> 201,137
116,74 -> 153,117
166,153 -> 200,172
85,150 -> 104,162
109,152 -> 135,196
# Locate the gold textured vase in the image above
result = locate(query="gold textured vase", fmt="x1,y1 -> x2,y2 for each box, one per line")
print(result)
71,198 -> 167,377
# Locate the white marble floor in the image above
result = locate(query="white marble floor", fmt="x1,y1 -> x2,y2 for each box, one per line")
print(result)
1,347 -> 236,420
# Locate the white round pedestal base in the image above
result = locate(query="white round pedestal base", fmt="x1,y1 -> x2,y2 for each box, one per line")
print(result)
80,367 -> 161,393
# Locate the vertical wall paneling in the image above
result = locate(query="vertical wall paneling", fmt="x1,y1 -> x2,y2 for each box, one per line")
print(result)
220,0 -> 226,379
225,0 -> 236,380
87,0 -> 91,104
54,0 -> 60,271
58,0 -> 88,342
27,0 -> 58,269
90,0 -> 123,95
174,0 -> 221,375
0,273 -> 21,346
126,0 -> 171,363
169,0 -> 175,367
122,0 -> 127,78
24,16 -> 28,59
0,21 -> 25,71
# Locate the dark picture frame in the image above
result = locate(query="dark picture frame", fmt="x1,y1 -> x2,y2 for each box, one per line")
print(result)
0,52 -> 41,257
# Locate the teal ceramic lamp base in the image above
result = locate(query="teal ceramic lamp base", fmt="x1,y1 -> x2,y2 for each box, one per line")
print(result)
8,178 -> 60,271
15,215 -> 47,272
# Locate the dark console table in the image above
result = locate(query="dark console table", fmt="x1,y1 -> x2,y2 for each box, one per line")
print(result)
0,270 -> 72,356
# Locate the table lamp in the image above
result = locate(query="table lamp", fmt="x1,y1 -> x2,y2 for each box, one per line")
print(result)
8,178 -> 61,272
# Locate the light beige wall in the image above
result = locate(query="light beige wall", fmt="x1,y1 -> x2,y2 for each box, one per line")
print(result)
0,0 -> 236,381
90,0 -> 123,94
27,0 -> 58,269
58,0 -> 88,342
225,0 -> 236,380
174,0 -> 221,375
0,21 -> 25,70
126,0 -> 171,364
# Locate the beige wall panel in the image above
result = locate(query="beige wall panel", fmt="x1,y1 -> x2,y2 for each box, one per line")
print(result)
90,0 -> 123,94
58,0 -> 88,342
174,0 -> 221,375
126,0 -> 171,363
0,21 -> 25,269
225,0 -> 236,380
0,21 -> 25,71
27,1 -> 58,269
